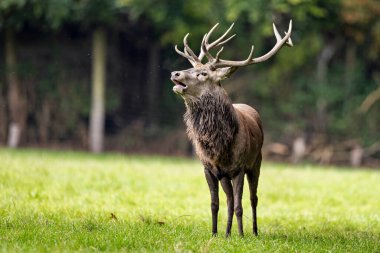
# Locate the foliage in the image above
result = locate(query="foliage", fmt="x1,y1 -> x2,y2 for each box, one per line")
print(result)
0,0 -> 379,160
123,0 -> 226,45
0,0 -> 72,30
0,149 -> 380,252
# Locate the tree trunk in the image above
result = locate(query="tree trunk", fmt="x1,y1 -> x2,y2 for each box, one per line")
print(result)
0,85 -> 6,144
37,100 -> 51,144
350,145 -> 363,167
5,28 -> 23,148
291,136 -> 306,163
89,27 -> 106,153
344,42 -> 356,89
315,40 -> 337,132
145,43 -> 160,128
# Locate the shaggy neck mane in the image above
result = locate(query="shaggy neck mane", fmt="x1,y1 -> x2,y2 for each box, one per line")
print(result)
184,91 -> 238,164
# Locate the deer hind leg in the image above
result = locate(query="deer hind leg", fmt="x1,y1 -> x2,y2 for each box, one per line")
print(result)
247,153 -> 262,236
232,170 -> 245,236
204,168 -> 219,236
220,177 -> 234,237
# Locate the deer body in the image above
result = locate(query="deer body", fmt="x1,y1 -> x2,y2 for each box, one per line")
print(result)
171,21 -> 292,236
185,90 -> 263,179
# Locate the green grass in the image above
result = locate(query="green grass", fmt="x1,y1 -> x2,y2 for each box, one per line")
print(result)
0,148 -> 379,253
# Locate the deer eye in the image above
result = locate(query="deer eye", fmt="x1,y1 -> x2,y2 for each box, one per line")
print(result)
201,72 -> 207,76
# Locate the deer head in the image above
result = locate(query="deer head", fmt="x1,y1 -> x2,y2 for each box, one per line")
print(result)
171,20 -> 293,100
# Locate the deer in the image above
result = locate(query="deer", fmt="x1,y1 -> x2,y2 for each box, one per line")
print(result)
170,20 -> 293,237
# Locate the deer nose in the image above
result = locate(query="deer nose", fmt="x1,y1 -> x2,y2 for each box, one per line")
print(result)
171,71 -> 182,79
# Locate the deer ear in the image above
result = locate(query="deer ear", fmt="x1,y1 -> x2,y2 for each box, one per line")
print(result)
215,67 -> 238,81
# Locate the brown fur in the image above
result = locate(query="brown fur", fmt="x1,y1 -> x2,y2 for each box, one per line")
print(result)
171,66 -> 263,236
184,88 -> 263,179
171,20 -> 292,237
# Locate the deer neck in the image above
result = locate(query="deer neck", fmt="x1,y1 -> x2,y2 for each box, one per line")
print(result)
184,89 -> 238,163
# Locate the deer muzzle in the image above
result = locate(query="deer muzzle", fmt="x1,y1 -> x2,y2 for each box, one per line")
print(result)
171,71 -> 188,94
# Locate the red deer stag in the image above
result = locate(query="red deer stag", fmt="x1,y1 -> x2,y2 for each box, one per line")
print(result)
171,21 -> 293,237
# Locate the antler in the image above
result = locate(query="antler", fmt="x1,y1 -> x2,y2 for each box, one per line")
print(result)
175,33 -> 202,67
175,23 -> 236,66
175,20 -> 293,69
209,20 -> 293,69
199,23 -> 236,62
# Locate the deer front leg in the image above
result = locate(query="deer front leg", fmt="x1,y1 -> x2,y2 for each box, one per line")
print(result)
232,170 -> 245,236
247,153 -> 261,236
220,177 -> 234,237
204,168 -> 219,236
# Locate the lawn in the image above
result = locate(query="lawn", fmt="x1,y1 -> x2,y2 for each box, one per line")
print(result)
0,148 -> 379,252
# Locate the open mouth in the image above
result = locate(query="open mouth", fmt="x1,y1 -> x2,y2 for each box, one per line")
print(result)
172,80 -> 187,88
171,79 -> 188,93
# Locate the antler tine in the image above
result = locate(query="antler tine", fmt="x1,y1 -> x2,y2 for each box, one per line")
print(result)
199,23 -> 236,62
175,45 -> 197,67
273,23 -> 282,41
174,45 -> 190,59
204,23 -> 220,46
211,20 -> 293,69
214,34 -> 236,47
252,19 -> 293,63
284,31 -> 293,47
199,23 -> 219,62
215,47 -> 224,61
201,34 -> 215,62
175,32 -> 202,67
273,22 -> 292,47
183,33 -> 200,62
212,46 -> 255,68
208,23 -> 235,48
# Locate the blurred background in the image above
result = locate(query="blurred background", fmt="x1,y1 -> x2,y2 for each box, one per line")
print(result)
0,0 -> 379,167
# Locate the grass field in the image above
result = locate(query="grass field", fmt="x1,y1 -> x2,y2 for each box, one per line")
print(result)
0,148 -> 379,252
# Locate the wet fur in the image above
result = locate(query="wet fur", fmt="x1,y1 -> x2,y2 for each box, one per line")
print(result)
184,91 -> 238,168
184,88 -> 263,178
182,86 -> 263,237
